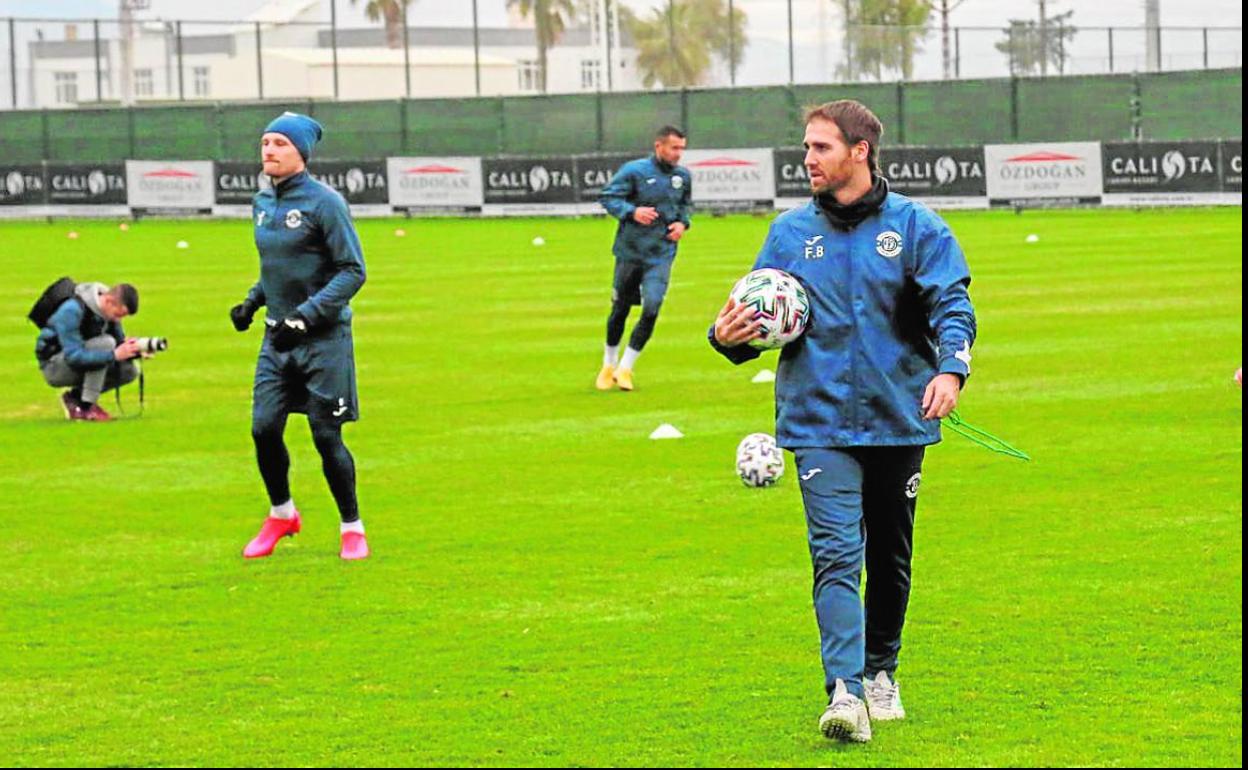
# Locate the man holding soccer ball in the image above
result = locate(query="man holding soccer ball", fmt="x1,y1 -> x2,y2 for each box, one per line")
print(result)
230,112 -> 370,561
595,126 -> 693,391
710,100 -> 977,743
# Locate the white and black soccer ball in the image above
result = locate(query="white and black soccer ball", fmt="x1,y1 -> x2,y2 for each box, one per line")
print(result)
736,432 -> 784,487
729,268 -> 811,350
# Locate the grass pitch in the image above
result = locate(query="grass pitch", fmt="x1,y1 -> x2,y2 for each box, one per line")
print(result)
0,208 -> 1241,767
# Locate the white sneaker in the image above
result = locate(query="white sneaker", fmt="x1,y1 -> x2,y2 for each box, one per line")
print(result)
863,670 -> 905,721
819,678 -> 872,743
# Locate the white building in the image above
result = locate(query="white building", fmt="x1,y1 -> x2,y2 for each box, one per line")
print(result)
22,0 -> 641,109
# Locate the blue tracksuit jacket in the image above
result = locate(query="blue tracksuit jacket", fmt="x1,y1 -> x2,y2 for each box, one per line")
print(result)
245,170 -> 366,327
599,156 -> 692,263
711,194 -> 977,448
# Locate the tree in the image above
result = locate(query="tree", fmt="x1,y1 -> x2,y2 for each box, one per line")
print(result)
624,0 -> 748,89
995,9 -> 1076,76
349,0 -> 415,50
837,0 -> 932,82
507,0 -> 581,93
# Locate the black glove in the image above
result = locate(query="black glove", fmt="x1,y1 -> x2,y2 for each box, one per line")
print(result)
270,314 -> 309,352
230,302 -> 255,332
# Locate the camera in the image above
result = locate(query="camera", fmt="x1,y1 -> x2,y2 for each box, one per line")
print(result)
134,337 -> 169,354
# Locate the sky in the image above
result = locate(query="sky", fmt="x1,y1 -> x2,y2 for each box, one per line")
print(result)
2,0 -> 1241,87
2,0 -> 1242,29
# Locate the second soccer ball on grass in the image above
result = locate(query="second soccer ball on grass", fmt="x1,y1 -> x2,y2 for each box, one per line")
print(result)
736,432 -> 784,487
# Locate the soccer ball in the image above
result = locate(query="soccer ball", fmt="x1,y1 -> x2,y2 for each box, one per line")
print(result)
736,432 -> 784,487
729,268 -> 811,350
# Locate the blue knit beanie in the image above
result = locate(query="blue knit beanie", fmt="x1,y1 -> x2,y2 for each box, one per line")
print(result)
263,112 -> 323,161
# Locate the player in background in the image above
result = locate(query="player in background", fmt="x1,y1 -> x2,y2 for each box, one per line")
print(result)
710,100 -> 976,743
229,112 -> 369,561
595,126 -> 693,391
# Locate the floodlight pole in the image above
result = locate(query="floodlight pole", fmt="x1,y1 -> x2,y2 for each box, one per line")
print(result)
728,0 -> 736,85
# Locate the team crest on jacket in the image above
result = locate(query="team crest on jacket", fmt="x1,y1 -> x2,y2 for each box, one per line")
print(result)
876,231 -> 903,258
285,209 -> 303,229
671,176 -> 684,189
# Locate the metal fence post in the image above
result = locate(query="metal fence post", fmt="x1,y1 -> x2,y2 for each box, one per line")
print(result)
895,81 -> 905,145
667,0 -> 675,78
954,27 -> 960,78
472,0 -> 481,96
1203,28 -> 1209,69
496,96 -> 506,154
728,0 -> 736,86
787,0 -> 794,84
8,18 -> 16,109
1130,73 -> 1143,140
331,0 -> 339,100
93,19 -> 103,101
402,0 -> 411,98
1007,26 -> 1015,77
595,89 -> 604,151
400,98 -> 408,153
1056,20 -> 1065,75
1108,27 -> 1114,73
604,0 -> 613,92
1009,76 -> 1019,140
255,22 -> 264,99
176,21 -> 184,101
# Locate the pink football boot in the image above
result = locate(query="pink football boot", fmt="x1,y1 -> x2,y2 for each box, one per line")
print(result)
340,531 -> 370,561
242,513 -> 301,558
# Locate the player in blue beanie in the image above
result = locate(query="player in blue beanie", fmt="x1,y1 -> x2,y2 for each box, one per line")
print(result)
231,113 -> 370,561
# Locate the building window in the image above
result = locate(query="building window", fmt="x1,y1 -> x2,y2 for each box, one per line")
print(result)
135,68 -> 153,97
518,60 -> 540,92
54,72 -> 78,104
580,59 -> 602,90
192,66 -> 210,97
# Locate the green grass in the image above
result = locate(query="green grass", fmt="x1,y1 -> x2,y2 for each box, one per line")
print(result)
0,208 -> 1241,767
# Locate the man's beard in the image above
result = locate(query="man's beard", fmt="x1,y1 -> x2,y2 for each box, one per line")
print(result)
808,160 -> 853,195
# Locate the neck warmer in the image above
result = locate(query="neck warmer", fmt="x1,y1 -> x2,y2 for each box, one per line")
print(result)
815,175 -> 889,231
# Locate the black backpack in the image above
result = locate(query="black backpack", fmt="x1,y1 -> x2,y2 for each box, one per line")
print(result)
28,277 -> 78,329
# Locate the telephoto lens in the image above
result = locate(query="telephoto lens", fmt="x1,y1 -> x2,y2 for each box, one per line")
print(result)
135,337 -> 169,354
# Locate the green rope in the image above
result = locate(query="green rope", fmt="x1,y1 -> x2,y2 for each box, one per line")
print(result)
942,409 -> 1031,462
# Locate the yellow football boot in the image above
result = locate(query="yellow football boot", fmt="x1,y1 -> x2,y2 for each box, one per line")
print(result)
614,368 -> 634,391
595,364 -> 616,391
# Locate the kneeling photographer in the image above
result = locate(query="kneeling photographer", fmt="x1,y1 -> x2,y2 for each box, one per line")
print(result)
31,280 -> 164,422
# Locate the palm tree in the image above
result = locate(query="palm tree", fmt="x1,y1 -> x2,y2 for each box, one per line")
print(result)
837,0 -> 931,81
507,0 -> 581,93
349,0 -> 415,50
624,0 -> 747,89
